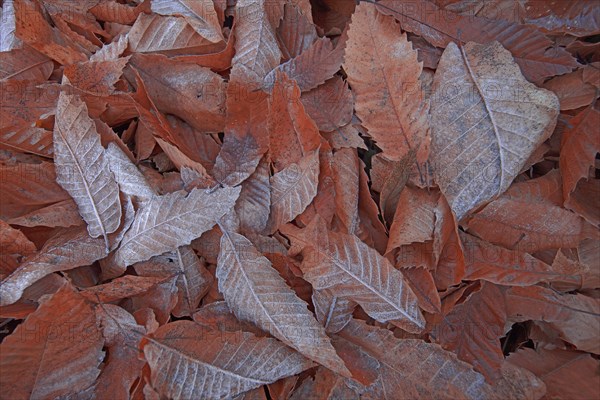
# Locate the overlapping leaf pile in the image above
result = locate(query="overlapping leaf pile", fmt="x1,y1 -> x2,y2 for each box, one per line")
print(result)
1,0 -> 599,399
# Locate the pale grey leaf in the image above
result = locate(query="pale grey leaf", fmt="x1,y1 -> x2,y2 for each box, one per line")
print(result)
54,92 -> 122,247
115,186 -> 240,267
430,41 -> 559,220
217,230 -> 350,377
142,320 -> 313,399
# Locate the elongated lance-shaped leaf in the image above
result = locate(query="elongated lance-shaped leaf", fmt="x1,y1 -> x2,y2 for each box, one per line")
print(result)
53,92 -> 122,247
343,4 -> 430,164
430,41 -> 559,220
217,230 -> 351,377
292,222 -> 417,324
115,186 -> 240,267
142,320 -> 313,400
231,0 -> 282,88
283,216 -> 426,333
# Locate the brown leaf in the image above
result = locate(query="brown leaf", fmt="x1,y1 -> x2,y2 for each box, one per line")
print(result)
277,3 -> 318,60
543,68 -> 597,110
523,1 -> 600,37
93,304 -> 146,399
150,0 -> 224,43
127,13 -> 219,54
134,246 -> 213,317
508,348 -> 600,400
0,220 -> 36,256
0,284 -> 104,398
14,0 -> 88,64
505,285 -> 600,354
268,72 -> 321,171
235,156 -> 271,233
0,226 -> 108,306
266,149 -> 320,233
560,105 -> 600,203
331,147 -> 361,235
387,186 -> 438,254
335,318 -> 497,399
312,289 -> 356,334
344,3 -> 430,163
129,53 -> 227,133
81,275 -> 166,303
375,0 -> 578,82
461,231 -> 584,287
0,47 -> 53,82
263,34 -> 346,92
433,282 -> 507,382
230,0 -> 282,88
466,186 -> 596,253
301,76 -> 354,132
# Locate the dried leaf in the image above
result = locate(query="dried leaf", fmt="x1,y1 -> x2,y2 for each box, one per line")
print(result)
508,348 -> 600,400
151,0 -> 224,43
54,92 -> 122,246
430,41 -> 559,220
560,105 -> 600,203
129,53 -> 226,133
217,230 -> 350,376
301,76 -> 353,132
134,246 -> 213,317
231,0 -> 282,88
505,285 -> 600,354
7,199 -> 83,228
141,320 -> 313,399
93,304 -> 146,399
115,186 -> 240,267
0,226 -> 108,306
312,289 -> 356,334
375,0 -> 578,82
0,47 -> 53,82
0,284 -> 104,398
284,216 -> 425,333
344,3 -> 430,163
461,231 -> 584,287
335,319 -> 496,399
268,72 -> 321,171
264,35 -> 346,92
266,149 -> 320,233
433,282 -> 507,382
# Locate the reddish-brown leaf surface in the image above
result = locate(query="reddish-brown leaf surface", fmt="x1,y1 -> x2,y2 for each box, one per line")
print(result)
1,1 -> 598,399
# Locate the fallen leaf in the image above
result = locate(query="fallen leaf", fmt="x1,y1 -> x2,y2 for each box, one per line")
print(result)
217,229 -> 350,376
54,92 -> 122,247
141,320 -> 314,399
284,216 -> 426,333
0,284 -> 104,398
344,3 -> 430,164
115,186 -> 240,267
430,40 -> 559,220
